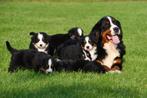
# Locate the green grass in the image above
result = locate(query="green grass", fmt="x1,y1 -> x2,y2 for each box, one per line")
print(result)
0,1 -> 147,98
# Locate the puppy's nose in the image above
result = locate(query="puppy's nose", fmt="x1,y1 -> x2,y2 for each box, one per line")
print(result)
86,46 -> 89,49
40,44 -> 43,47
113,27 -> 119,33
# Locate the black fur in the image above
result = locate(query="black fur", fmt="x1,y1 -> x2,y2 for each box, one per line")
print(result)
6,41 -> 53,73
48,27 -> 84,56
56,44 -> 83,60
53,59 -> 105,73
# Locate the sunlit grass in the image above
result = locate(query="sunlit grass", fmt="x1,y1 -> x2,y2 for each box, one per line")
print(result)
0,1 -> 147,98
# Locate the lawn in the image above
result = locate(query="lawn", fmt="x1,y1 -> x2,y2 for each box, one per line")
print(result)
0,1 -> 147,98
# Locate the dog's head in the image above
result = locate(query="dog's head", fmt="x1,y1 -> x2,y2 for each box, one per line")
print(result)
39,57 -> 54,74
81,35 -> 98,52
91,16 -> 123,42
68,27 -> 84,40
30,32 -> 51,52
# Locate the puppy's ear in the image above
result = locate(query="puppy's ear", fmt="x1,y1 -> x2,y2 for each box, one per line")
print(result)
78,36 -> 84,44
30,32 -> 36,36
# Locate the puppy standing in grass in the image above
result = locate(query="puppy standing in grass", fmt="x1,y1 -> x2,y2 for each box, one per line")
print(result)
6,41 -> 53,73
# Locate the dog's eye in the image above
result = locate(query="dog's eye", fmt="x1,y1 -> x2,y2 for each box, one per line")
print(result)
35,38 -> 39,43
112,20 -> 116,24
92,43 -> 95,46
105,20 -> 109,25
88,40 -> 92,43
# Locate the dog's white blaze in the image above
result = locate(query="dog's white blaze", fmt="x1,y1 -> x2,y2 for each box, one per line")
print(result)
107,16 -> 120,35
46,59 -> 52,73
38,33 -> 43,40
84,37 -> 92,50
77,28 -> 82,36
102,42 -> 120,68
38,33 -> 44,45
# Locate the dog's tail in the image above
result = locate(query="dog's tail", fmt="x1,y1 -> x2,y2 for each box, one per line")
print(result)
6,41 -> 17,54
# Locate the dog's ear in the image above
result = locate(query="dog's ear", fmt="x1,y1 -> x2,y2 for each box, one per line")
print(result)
90,31 -> 99,44
30,32 -> 36,36
78,36 -> 84,44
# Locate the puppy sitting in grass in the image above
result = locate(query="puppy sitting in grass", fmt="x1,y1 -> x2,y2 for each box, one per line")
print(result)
6,41 -> 53,74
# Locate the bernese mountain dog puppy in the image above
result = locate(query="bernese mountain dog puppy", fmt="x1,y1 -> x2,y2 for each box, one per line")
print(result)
29,27 -> 83,56
80,35 -> 98,61
56,34 -> 98,61
90,16 -> 126,73
6,41 -> 53,73
48,27 -> 84,56
29,32 -> 50,54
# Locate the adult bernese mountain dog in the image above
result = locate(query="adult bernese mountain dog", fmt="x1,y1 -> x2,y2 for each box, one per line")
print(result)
90,16 -> 126,73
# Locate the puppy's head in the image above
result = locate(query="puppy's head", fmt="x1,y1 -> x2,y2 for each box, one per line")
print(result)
30,32 -> 50,50
81,35 -> 98,52
39,58 -> 54,74
68,27 -> 84,40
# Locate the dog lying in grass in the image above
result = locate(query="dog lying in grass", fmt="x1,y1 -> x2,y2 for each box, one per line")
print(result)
6,41 -> 53,74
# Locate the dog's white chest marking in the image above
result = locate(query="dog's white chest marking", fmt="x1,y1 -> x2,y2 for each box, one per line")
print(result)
102,42 -> 120,68
37,48 -> 48,54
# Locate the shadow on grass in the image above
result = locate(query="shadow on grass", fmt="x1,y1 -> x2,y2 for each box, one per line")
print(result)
0,79 -> 141,98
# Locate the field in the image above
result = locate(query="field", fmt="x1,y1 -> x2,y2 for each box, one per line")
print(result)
0,1 -> 147,98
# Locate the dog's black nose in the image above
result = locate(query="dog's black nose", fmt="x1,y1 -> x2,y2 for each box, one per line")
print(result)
113,27 -> 119,33
86,46 -> 89,49
40,44 -> 43,47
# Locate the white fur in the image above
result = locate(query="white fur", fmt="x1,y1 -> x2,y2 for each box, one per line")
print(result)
77,28 -> 82,36
107,16 -> 120,35
34,44 -> 48,53
46,59 -> 53,73
102,42 -> 120,68
84,37 -> 93,51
